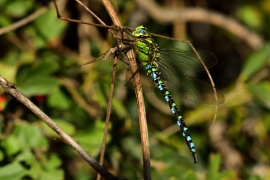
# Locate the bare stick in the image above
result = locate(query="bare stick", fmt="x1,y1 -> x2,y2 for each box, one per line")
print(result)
80,42 -> 121,180
0,76 -> 124,180
98,55 -> 118,179
53,0 -> 113,29
54,1 -> 121,179
75,0 -> 105,26
55,0 -> 151,178
0,3 -> 48,35
101,0 -> 151,179
135,0 -> 263,50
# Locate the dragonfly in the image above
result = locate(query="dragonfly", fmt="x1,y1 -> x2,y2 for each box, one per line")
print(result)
53,0 -> 224,164
119,25 -> 224,163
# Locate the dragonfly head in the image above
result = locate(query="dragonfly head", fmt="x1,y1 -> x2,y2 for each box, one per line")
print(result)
132,25 -> 151,38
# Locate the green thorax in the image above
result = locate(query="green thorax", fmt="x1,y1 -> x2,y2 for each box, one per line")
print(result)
132,25 -> 160,66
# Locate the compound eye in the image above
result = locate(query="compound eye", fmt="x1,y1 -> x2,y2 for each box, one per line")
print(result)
138,29 -> 146,35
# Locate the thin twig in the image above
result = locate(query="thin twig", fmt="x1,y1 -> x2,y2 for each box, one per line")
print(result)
53,0 -> 115,30
0,1 -> 52,35
135,0 -> 263,50
75,0 -> 106,25
0,76 -> 124,180
98,55 -> 118,179
101,0 -> 151,179
55,0 -> 151,179
53,1 -> 122,179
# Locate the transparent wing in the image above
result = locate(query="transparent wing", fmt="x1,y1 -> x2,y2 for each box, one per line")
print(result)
159,48 -> 217,72
156,48 -> 224,104
125,47 -> 224,104
159,68 -> 224,104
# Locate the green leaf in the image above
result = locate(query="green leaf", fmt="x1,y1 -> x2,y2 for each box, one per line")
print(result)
237,6 -> 262,29
112,98 -> 128,118
1,135 -> 21,156
218,171 -> 235,179
248,81 -> 270,109
0,150 -> 4,161
186,173 -> 198,180
39,168 -> 64,180
0,13 -> 12,27
15,150 -> 35,163
34,9 -> 66,42
0,60 -> 18,82
47,90 -> 71,110
16,65 -> 31,85
239,43 -> 270,82
206,154 -> 221,180
3,0 -> 34,17
17,76 -> 59,96
206,154 -> 236,180
23,8 -> 67,49
75,120 -> 109,157
0,63 -> 16,81
15,59 -> 60,96
248,175 -> 262,180
27,153 -> 64,180
40,119 -> 76,138
32,60 -> 59,76
13,122 -> 48,150
42,153 -> 62,169
0,162 -> 28,180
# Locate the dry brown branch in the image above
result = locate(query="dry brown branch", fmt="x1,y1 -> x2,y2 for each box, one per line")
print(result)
101,0 -> 151,179
135,0 -> 263,50
53,1 -> 129,179
98,55 -> 118,180
68,0 -> 151,179
0,76 -> 123,180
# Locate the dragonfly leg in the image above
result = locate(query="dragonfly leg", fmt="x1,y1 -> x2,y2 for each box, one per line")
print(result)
104,47 -> 119,60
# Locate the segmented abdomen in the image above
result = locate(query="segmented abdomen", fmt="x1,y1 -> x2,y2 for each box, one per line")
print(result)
144,63 -> 198,163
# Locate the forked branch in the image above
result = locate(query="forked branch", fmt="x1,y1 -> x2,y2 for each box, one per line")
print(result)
54,0 -> 152,179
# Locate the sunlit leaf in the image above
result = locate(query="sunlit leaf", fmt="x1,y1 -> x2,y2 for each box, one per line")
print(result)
206,154 -> 221,180
0,162 -> 28,180
237,6 -> 263,29
248,81 -> 270,109
40,119 -> 76,138
47,90 -> 71,110
17,76 -> 59,96
206,154 -> 235,180
31,60 -> 59,76
15,60 -> 60,96
0,150 -> 3,161
75,120 -> 109,156
33,9 -> 67,43
27,153 -> 63,180
1,135 -> 21,156
112,98 -> 128,118
13,122 -> 48,150
3,0 -> 33,17
239,43 -> 270,82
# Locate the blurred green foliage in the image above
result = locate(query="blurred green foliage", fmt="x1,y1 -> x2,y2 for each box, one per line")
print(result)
0,0 -> 270,179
